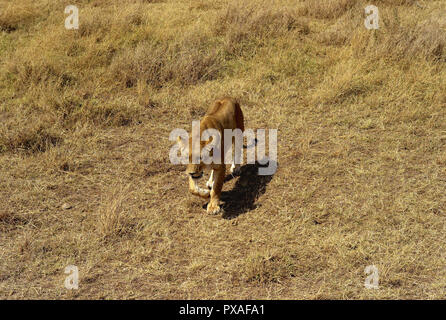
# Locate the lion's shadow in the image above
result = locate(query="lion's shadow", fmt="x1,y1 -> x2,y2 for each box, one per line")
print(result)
219,160 -> 277,219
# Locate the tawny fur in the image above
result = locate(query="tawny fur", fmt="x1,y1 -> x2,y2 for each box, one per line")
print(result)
179,97 -> 244,215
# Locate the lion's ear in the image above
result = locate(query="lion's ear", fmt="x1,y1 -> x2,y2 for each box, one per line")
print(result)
177,136 -> 186,151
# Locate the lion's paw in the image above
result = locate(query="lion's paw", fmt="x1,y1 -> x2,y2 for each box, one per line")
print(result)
207,202 -> 221,215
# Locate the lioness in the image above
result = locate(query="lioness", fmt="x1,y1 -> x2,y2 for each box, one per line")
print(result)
178,97 -> 245,215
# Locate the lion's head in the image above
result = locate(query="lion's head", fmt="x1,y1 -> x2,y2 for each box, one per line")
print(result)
177,127 -> 221,181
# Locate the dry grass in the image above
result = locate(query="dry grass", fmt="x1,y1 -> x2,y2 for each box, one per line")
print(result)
0,0 -> 445,299
96,184 -> 136,240
110,36 -> 223,88
0,1 -> 42,32
298,0 -> 357,19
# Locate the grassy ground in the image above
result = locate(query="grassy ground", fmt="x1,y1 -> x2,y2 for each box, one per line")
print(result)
0,0 -> 445,299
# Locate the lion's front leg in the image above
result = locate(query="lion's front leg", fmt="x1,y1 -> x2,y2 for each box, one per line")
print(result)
206,170 -> 214,190
207,166 -> 225,215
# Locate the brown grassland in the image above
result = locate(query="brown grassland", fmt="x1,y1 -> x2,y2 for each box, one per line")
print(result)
0,0 -> 445,299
